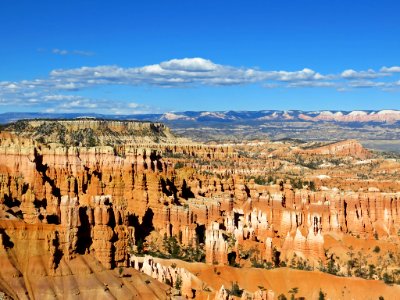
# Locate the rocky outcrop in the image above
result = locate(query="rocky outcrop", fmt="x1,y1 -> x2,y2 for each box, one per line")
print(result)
132,255 -> 199,298
4,119 -> 186,147
298,140 -> 370,159
299,110 -> 400,123
1,119 -> 400,298
214,284 -> 274,300
205,222 -> 229,265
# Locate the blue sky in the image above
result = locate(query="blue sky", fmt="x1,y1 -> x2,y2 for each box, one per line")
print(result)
1,0 -> 400,114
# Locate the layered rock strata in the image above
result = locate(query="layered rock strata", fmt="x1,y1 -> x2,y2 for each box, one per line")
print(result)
0,119 -> 400,298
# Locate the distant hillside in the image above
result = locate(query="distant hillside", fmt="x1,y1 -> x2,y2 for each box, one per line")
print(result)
0,112 -> 160,124
2,119 -> 182,147
1,110 -> 400,151
2,110 -> 400,125
159,109 -> 400,123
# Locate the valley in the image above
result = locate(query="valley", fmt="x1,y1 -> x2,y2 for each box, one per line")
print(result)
0,119 -> 399,299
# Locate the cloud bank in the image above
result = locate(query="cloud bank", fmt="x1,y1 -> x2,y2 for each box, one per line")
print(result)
1,57 -> 400,113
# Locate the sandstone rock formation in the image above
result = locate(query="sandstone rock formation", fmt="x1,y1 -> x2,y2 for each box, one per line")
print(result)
0,119 -> 400,298
298,139 -> 370,159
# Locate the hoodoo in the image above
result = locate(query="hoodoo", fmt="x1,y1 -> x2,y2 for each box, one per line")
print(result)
0,119 -> 400,299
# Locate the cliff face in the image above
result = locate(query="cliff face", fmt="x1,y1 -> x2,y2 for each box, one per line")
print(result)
0,119 -> 400,298
4,119 -> 185,147
298,140 -> 371,159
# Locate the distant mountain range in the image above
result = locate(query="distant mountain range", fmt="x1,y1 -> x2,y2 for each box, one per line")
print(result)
159,110 -> 400,123
2,110 -> 400,152
2,110 -> 400,124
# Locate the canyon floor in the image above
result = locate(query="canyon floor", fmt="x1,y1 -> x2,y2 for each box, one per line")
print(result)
0,119 -> 399,299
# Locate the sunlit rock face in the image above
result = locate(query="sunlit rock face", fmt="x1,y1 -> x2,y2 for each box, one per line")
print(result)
1,119 -> 400,298
297,139 -> 371,159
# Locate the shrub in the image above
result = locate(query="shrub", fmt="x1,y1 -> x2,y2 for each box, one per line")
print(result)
288,287 -> 299,300
368,264 -> 376,279
277,294 -> 287,300
383,273 -> 393,284
163,235 -> 181,258
229,282 -> 243,297
318,289 -> 326,300
175,275 -> 182,293
174,162 -> 184,169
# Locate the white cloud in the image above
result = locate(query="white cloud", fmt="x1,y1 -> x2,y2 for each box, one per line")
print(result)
341,69 -> 385,79
48,58 -> 330,88
52,48 -> 94,56
348,80 -> 388,88
160,57 -> 217,72
61,100 -> 97,109
272,68 -> 326,82
381,66 -> 400,73
42,94 -> 78,101
53,49 -> 69,55
34,95 -> 155,114
53,82 -> 80,90
288,81 -> 337,88
128,102 -> 140,108
49,58 -> 263,87
1,57 -> 400,113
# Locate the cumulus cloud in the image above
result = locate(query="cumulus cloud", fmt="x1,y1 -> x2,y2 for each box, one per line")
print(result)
160,57 -> 218,72
287,81 -> 337,88
272,68 -> 326,82
341,69 -> 386,79
0,81 -> 155,114
42,58 -> 400,93
48,58 -> 328,89
381,66 -> 400,73
1,57 -> 400,112
49,59 -> 262,87
347,80 -> 388,88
